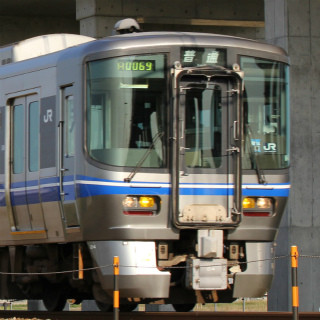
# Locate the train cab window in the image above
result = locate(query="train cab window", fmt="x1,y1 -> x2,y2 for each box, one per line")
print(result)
29,101 -> 39,172
86,54 -> 167,168
240,57 -> 289,170
13,104 -> 24,174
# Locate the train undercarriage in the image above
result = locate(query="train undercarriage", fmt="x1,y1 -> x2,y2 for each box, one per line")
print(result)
0,230 -> 273,312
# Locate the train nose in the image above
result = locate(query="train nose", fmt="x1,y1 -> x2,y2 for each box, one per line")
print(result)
88,241 -> 171,298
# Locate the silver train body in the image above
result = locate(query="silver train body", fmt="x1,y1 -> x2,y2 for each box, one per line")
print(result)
0,31 -> 290,311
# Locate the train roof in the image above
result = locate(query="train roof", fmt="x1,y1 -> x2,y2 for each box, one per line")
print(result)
0,34 -> 94,65
0,31 -> 289,77
66,31 -> 289,65
108,31 -> 288,57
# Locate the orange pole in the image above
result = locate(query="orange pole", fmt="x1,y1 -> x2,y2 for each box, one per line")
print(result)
78,245 -> 84,280
113,256 -> 119,320
291,246 -> 299,320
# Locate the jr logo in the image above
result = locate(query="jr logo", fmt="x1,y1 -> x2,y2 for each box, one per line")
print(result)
263,143 -> 277,152
43,109 -> 53,123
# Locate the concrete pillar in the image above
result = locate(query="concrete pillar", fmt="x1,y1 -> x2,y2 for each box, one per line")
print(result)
81,300 -> 100,311
76,0 -> 122,37
265,0 -> 320,312
27,300 -> 46,311
145,304 -> 175,311
27,300 -> 69,311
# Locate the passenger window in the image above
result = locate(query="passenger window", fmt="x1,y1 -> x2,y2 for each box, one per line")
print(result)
29,101 -> 39,172
13,104 -> 24,174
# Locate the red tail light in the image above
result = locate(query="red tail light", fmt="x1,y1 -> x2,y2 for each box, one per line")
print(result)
243,211 -> 271,217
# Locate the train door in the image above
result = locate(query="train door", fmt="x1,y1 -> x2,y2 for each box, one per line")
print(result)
172,67 -> 242,227
59,86 -> 80,228
8,95 -> 46,233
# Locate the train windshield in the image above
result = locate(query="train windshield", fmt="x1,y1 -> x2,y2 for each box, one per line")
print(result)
241,57 -> 289,170
86,54 -> 167,168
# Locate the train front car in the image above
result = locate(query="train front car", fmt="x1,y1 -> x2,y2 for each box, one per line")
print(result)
81,32 -> 290,311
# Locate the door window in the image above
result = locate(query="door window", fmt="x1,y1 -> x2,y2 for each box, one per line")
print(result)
65,95 -> 75,157
184,83 -> 222,169
29,101 -> 39,172
13,104 -> 24,174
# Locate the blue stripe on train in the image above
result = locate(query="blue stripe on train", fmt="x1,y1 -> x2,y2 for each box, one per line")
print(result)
1,175 -> 290,207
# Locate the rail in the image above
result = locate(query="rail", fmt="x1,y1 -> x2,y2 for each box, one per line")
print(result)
0,311 -> 319,320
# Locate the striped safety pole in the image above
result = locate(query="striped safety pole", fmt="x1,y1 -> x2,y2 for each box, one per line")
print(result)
291,246 -> 299,320
113,256 -> 120,320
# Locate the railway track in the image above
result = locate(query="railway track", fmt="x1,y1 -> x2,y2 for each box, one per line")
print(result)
0,311 -> 319,320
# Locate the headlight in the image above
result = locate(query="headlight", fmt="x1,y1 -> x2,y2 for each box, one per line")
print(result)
256,197 -> 272,209
122,196 -> 138,208
139,196 -> 155,208
242,197 -> 274,217
123,196 -> 159,215
243,197 -> 256,209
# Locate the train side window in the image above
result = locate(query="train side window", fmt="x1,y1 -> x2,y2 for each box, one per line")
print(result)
13,104 -> 24,174
29,101 -> 39,172
88,94 -> 104,150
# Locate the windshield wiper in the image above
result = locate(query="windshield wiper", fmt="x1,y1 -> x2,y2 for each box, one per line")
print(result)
245,124 -> 267,185
124,131 -> 164,183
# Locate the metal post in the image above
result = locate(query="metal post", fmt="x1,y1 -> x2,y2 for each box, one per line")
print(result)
113,256 -> 120,320
291,246 -> 299,320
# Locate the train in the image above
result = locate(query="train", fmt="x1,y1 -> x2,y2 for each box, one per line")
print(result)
0,21 -> 290,312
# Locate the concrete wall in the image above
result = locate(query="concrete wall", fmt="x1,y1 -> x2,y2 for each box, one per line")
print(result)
0,0 -> 265,45
76,0 -> 265,39
266,0 -> 320,312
